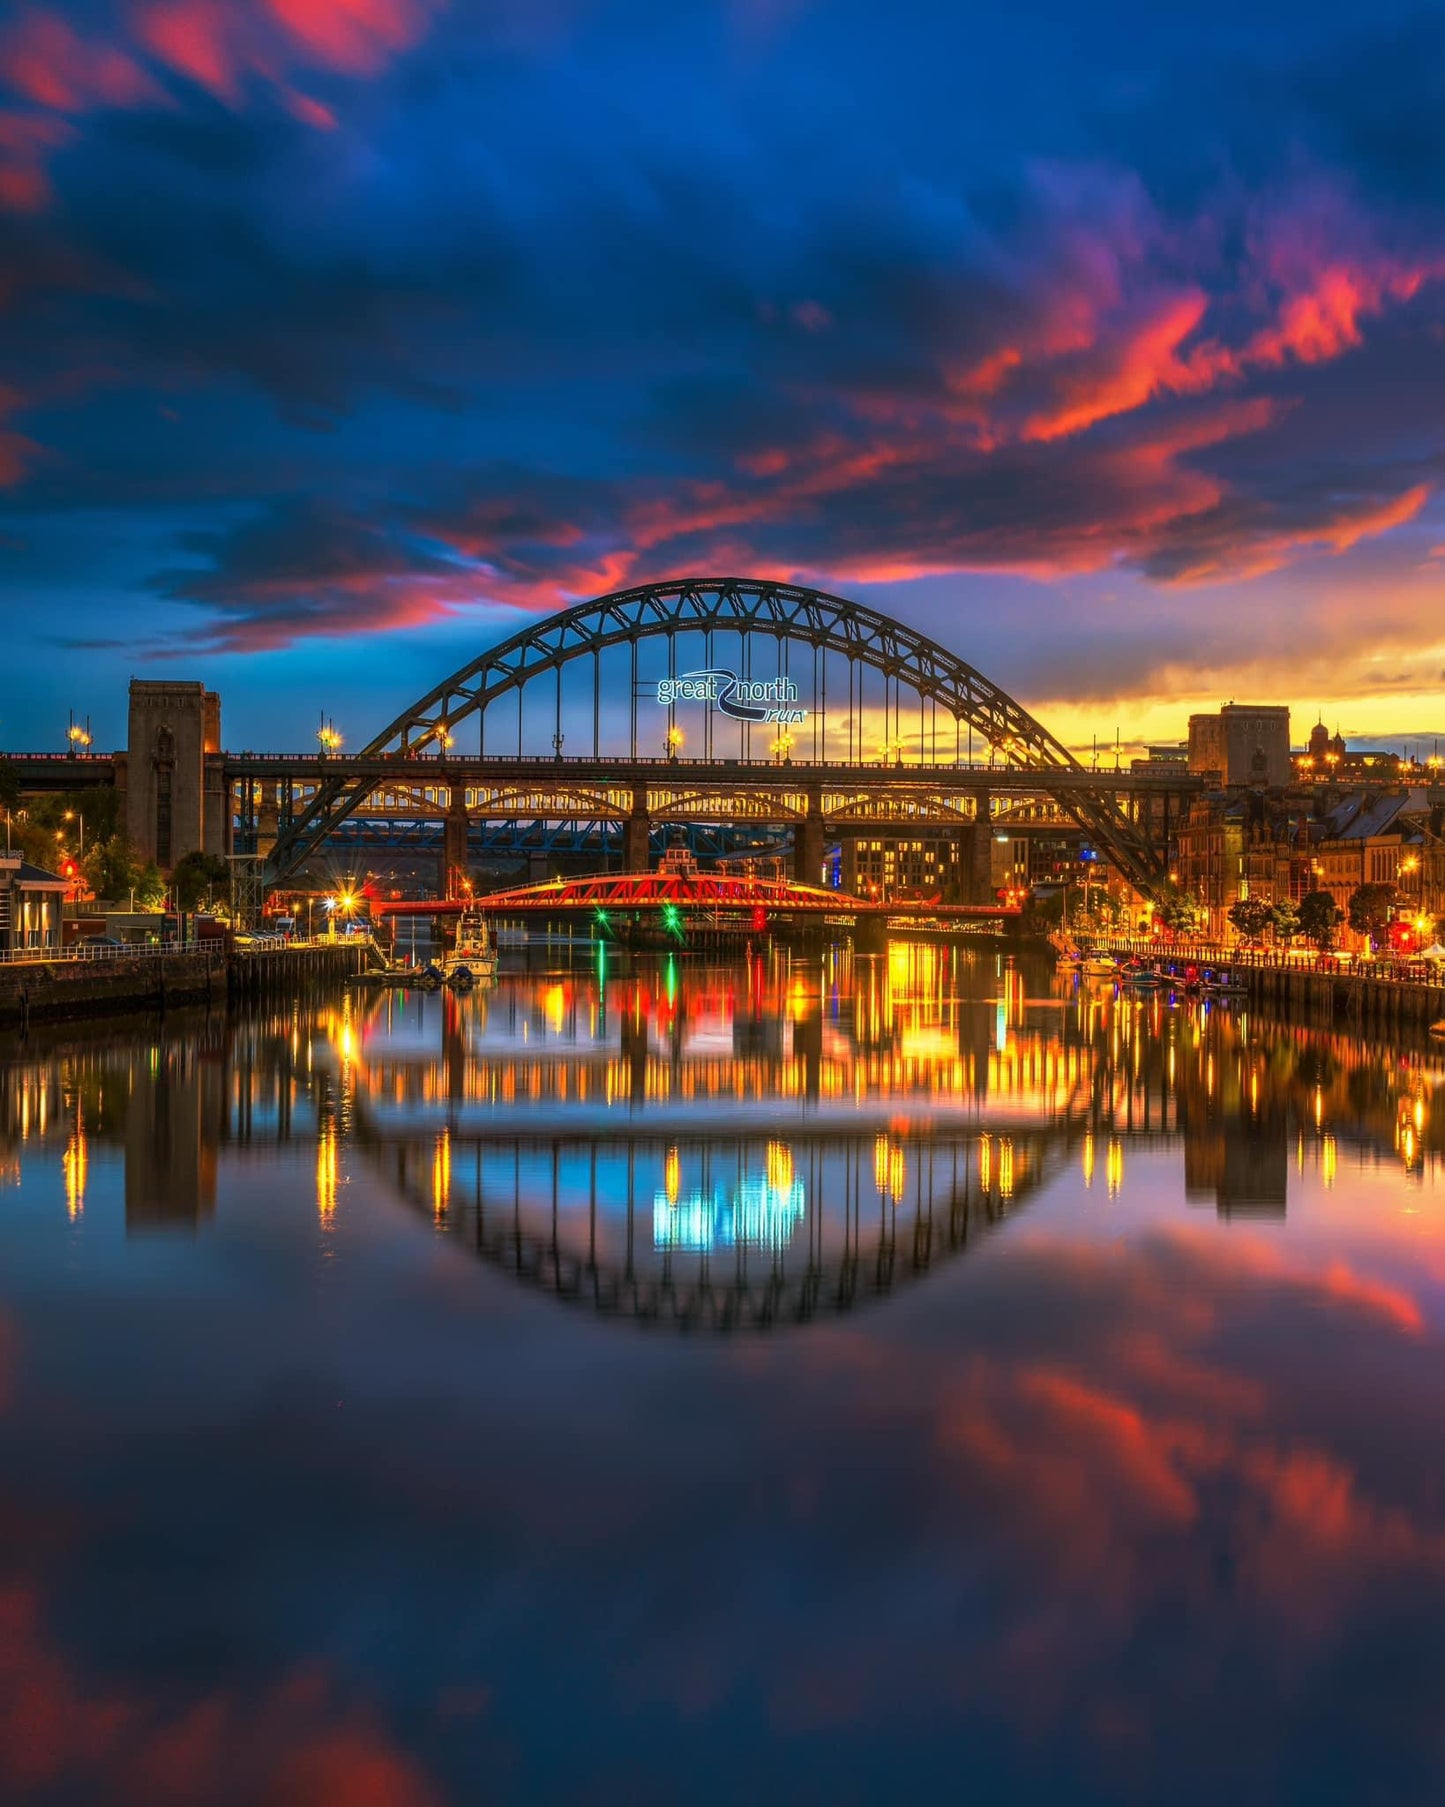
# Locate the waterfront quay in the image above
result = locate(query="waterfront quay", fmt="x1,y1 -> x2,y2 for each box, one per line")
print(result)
0,938 -> 377,1028
1086,936 -> 1445,1032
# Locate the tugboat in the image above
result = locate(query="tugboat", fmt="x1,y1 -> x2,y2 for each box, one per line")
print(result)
441,908 -> 497,988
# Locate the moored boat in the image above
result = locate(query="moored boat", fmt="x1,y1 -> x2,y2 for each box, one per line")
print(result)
439,908 -> 497,983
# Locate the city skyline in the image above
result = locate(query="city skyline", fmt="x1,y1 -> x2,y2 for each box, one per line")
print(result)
4,0 -> 1445,754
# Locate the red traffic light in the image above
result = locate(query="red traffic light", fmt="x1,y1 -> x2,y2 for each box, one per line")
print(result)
749,905 -> 768,934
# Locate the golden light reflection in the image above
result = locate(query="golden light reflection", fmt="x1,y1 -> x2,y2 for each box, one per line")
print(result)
316,1117 -> 338,1224
432,1130 -> 451,1218
1322,1134 -> 1338,1189
665,1144 -> 681,1205
1082,1131 -> 1096,1189
62,1128 -> 87,1219
1106,1137 -> 1124,1198
766,1141 -> 793,1194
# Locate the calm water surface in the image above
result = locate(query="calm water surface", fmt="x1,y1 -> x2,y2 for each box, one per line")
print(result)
2,944 -> 1443,1804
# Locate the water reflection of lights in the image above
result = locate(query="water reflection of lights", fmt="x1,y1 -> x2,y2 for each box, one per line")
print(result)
62,1127 -> 87,1219
316,1117 -> 339,1224
1082,1131 -> 1096,1188
432,1130 -> 451,1219
871,1135 -> 907,1204
1106,1137 -> 1123,1199
653,1167 -> 805,1253
1322,1134 -> 1338,1189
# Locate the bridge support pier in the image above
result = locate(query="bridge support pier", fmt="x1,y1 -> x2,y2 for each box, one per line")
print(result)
853,913 -> 889,955
442,793 -> 470,898
794,797 -> 825,887
624,790 -> 652,872
956,788 -> 994,904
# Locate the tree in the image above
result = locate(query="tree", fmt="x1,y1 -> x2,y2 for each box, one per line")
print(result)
1270,900 -> 1300,943
1227,896 -> 1274,944
1158,891 -> 1207,934
135,860 -> 167,910
1297,889 -> 1341,950
172,850 -> 230,911
83,834 -> 143,903
1346,882 -> 1399,949
0,758 -> 18,812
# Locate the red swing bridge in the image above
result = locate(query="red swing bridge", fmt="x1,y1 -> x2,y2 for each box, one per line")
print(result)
368,870 -> 1024,924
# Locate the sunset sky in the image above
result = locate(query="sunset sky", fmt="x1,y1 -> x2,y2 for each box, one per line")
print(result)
2,0 -> 1444,754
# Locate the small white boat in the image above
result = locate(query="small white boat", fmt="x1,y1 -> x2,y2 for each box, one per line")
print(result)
440,909 -> 497,983
1080,955 -> 1117,976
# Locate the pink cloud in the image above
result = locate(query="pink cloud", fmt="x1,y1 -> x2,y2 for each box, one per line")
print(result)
263,0 -> 435,75
1,10 -> 160,112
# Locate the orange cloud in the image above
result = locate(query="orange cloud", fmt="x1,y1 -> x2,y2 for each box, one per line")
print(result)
1247,262 -> 1429,369
1023,290 -> 1214,443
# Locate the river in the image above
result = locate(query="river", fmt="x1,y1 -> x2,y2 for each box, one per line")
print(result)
1,942 -> 1442,1803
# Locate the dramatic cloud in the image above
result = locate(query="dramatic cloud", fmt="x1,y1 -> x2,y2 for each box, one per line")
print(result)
1,1 -> 1445,738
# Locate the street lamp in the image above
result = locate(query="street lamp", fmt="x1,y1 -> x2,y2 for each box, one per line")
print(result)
666,725 -> 684,759
63,808 -> 84,855
770,730 -> 794,764
66,715 -> 92,753
317,714 -> 342,755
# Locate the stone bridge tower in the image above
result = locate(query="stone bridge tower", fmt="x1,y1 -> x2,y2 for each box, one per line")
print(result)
123,681 -> 226,869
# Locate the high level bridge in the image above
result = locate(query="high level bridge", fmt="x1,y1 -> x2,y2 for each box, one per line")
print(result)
7,579 -> 1201,900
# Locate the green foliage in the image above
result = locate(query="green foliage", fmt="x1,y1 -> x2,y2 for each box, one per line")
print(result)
136,860 -> 167,910
1227,896 -> 1274,943
1297,890 -> 1342,949
1157,891 -> 1207,934
1270,900 -> 1301,942
83,834 -> 143,903
72,785 -> 120,844
172,850 -> 231,911
1346,882 -> 1399,947
0,759 -> 18,811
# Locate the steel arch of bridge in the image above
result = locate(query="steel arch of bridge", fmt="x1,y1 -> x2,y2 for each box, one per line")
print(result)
266,577 -> 1169,892
452,870 -> 1017,918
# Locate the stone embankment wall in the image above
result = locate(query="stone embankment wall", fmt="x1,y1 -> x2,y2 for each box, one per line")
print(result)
0,943 -> 375,1028
0,952 -> 225,1028
1091,941 -> 1445,1034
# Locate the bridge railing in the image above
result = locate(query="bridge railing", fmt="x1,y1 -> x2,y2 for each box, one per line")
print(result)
0,939 -> 227,967
1081,933 -> 1445,988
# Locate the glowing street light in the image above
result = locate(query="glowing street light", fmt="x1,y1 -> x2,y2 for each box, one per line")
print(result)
317,713 -> 342,755
66,715 -> 92,752
665,724 -> 684,758
770,730 -> 794,764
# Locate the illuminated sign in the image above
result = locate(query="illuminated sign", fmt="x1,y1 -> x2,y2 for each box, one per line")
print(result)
653,1170 -> 806,1252
655,668 -> 806,725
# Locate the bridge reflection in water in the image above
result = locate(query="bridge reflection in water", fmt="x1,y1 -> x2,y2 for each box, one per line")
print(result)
343,943 -> 1082,1329
2,942 -> 1440,1332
